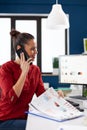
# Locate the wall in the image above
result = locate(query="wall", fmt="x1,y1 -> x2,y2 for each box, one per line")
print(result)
42,75 -> 70,89
0,0 -> 87,88
60,0 -> 87,54
0,0 -> 87,54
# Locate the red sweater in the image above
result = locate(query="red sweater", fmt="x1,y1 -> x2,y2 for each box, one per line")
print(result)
0,61 -> 45,121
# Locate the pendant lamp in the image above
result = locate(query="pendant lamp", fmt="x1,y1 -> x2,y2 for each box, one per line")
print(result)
46,0 -> 69,29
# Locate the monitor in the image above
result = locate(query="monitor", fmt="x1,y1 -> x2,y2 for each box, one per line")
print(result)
59,54 -> 87,99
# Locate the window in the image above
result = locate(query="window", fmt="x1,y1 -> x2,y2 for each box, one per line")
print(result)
0,14 -> 69,74
41,18 -> 66,73
0,18 -> 11,65
16,20 -> 37,65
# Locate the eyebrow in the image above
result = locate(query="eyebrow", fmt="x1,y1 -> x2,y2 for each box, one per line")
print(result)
30,47 -> 37,50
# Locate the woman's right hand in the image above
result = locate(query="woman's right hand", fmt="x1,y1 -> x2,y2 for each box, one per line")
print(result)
13,53 -> 31,97
20,52 -> 30,75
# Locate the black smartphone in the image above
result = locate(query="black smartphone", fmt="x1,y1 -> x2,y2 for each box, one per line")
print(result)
16,47 -> 32,65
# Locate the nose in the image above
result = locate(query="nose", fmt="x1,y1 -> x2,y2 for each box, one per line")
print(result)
36,50 -> 38,54
34,49 -> 38,54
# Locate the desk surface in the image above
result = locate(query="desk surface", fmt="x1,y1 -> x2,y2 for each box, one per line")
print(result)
26,111 -> 87,130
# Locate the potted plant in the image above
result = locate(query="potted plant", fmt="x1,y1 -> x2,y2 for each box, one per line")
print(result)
52,57 -> 59,75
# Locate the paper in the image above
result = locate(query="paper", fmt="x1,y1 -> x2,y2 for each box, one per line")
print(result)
30,87 -> 83,121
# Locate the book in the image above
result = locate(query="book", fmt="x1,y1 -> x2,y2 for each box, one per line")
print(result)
29,87 -> 84,122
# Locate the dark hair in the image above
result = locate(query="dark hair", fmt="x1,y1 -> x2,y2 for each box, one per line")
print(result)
10,29 -> 34,50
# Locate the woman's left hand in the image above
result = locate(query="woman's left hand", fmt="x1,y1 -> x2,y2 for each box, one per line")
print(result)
57,90 -> 64,98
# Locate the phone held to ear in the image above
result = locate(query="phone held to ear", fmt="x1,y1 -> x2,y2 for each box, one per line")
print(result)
16,48 -> 32,65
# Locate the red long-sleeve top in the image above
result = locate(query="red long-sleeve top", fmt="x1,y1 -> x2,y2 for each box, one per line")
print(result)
0,61 -> 45,121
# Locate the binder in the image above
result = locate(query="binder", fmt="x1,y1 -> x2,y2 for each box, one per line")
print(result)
26,109 -> 83,122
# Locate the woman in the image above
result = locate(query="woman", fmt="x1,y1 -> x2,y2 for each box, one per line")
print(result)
0,29 -> 64,130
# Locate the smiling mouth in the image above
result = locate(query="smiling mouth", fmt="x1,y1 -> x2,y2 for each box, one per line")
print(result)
32,56 -> 35,60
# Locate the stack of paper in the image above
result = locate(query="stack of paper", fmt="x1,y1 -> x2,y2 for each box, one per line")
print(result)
29,87 -> 83,122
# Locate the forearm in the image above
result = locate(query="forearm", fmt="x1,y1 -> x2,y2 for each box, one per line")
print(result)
13,72 -> 27,97
13,53 -> 30,97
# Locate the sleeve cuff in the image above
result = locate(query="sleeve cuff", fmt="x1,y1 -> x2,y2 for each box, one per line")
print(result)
8,89 -> 18,104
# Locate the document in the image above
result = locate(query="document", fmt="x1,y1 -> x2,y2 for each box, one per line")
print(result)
29,87 -> 83,122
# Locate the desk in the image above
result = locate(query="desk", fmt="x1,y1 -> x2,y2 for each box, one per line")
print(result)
26,111 -> 87,130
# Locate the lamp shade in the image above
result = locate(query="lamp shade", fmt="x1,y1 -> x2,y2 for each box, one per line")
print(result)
46,4 -> 69,29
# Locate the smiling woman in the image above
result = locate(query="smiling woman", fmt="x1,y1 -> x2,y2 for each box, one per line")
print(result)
0,29 -> 46,130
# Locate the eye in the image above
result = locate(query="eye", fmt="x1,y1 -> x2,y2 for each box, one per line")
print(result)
30,47 -> 37,51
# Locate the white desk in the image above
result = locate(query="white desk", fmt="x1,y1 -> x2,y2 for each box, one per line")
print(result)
26,111 -> 87,130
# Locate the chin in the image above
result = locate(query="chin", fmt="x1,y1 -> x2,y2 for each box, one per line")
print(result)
31,58 -> 34,61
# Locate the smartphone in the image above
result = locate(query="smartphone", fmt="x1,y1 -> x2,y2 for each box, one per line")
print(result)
16,47 -> 32,65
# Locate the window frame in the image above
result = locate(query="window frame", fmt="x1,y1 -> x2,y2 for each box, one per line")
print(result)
0,14 -> 69,74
